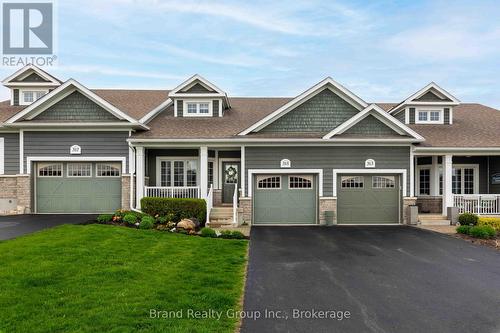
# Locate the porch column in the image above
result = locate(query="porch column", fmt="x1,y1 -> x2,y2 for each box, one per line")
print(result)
200,146 -> 208,199
430,156 -> 440,196
442,154 -> 453,215
241,146 -> 245,197
136,146 -> 145,209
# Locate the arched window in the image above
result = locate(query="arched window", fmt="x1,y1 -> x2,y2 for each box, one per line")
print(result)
289,176 -> 313,189
96,163 -> 121,177
372,176 -> 395,189
38,163 -> 62,177
341,176 -> 364,188
257,176 -> 281,189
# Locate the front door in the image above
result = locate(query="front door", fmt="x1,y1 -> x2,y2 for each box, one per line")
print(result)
222,162 -> 240,203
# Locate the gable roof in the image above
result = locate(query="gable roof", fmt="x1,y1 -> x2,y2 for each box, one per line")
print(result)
389,82 -> 460,114
4,79 -> 147,128
239,77 -> 368,135
323,104 -> 424,141
2,64 -> 61,87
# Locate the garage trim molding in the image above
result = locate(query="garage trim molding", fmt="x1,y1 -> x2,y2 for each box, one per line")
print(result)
247,168 -> 323,197
332,169 -> 407,197
26,156 -> 127,174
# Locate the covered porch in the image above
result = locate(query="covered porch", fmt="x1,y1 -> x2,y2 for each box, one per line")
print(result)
414,153 -> 500,216
133,145 -> 244,225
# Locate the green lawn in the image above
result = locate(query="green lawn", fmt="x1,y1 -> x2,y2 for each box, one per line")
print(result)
0,224 -> 248,333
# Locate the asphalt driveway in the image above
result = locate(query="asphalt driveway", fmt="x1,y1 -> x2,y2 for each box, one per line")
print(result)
242,226 -> 500,333
0,214 -> 96,240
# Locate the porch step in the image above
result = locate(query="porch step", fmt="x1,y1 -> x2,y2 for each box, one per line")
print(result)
209,206 -> 234,226
419,215 -> 451,226
209,218 -> 234,227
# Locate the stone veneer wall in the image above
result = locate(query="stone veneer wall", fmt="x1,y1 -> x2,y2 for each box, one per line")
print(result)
416,197 -> 442,214
319,197 -> 336,225
121,175 -> 131,210
213,189 -> 222,206
239,197 -> 252,225
403,197 -> 417,224
0,175 -> 31,214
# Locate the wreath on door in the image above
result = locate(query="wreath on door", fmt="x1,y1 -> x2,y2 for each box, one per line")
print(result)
225,166 -> 238,183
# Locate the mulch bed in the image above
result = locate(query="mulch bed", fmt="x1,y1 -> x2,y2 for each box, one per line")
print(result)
452,233 -> 500,251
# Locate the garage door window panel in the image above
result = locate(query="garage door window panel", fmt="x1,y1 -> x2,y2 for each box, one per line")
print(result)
257,176 -> 281,189
96,163 -> 121,177
289,175 -> 313,189
67,163 -> 92,177
372,176 -> 396,189
341,176 -> 364,188
38,163 -> 63,177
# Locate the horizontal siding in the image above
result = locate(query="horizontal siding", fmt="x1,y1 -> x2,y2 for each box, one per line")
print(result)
0,133 -> 19,174
24,131 -> 129,173
245,146 -> 411,197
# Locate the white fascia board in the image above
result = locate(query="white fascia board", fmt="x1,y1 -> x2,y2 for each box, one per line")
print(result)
3,82 -> 61,87
169,74 -> 225,96
414,147 -> 500,155
168,93 -> 225,98
139,98 -> 172,124
26,156 -> 127,174
127,138 -> 418,145
239,77 -> 368,135
6,79 -> 142,126
323,104 -> 425,141
2,64 -> 60,85
389,82 -> 460,114
6,122 -> 148,129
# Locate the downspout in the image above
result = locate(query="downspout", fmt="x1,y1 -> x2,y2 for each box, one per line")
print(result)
129,143 -> 141,213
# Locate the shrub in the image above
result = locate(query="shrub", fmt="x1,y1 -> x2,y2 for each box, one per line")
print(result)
458,213 -> 479,226
469,225 -> 496,239
96,214 -> 113,223
141,197 -> 206,225
219,230 -> 246,239
139,216 -> 155,229
200,227 -> 217,238
478,217 -> 500,233
123,213 -> 138,226
456,225 -> 471,235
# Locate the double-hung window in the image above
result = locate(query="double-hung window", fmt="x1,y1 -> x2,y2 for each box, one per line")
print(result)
21,90 -> 47,105
159,159 -> 198,187
416,109 -> 443,124
418,165 -> 477,195
185,101 -> 212,117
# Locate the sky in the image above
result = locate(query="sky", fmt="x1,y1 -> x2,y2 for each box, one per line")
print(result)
1,0 -> 500,108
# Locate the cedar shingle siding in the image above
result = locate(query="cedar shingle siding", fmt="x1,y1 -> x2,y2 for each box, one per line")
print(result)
17,72 -> 49,82
343,115 -> 400,136
414,91 -> 451,102
260,89 -> 359,133
33,91 -> 118,121
183,82 -> 214,93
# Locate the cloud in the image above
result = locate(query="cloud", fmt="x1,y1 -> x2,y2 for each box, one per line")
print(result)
385,25 -> 500,60
51,65 -> 185,81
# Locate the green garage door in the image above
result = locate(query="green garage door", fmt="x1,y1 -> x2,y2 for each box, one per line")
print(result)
337,174 -> 400,224
254,174 -> 317,225
36,162 -> 122,213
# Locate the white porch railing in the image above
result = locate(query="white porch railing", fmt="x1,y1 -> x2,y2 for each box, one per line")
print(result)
145,186 -> 199,199
206,184 -> 213,225
454,194 -> 500,215
233,183 -> 238,225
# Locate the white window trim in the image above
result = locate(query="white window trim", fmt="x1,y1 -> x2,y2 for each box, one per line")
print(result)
416,164 -> 479,196
372,175 -> 396,189
67,163 -> 92,178
332,169 -> 407,197
0,137 -> 4,174
37,162 -> 63,178
248,169 -> 323,197
183,100 -> 213,117
415,107 -> 444,124
19,88 -> 49,105
155,157 -> 198,187
95,163 -> 121,178
256,175 -> 282,190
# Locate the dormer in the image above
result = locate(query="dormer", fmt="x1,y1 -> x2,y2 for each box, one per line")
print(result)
2,64 -> 61,106
389,82 -> 460,125
168,75 -> 230,117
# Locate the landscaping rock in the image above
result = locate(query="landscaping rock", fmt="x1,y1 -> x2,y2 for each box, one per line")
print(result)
177,219 -> 196,230
189,218 -> 200,228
